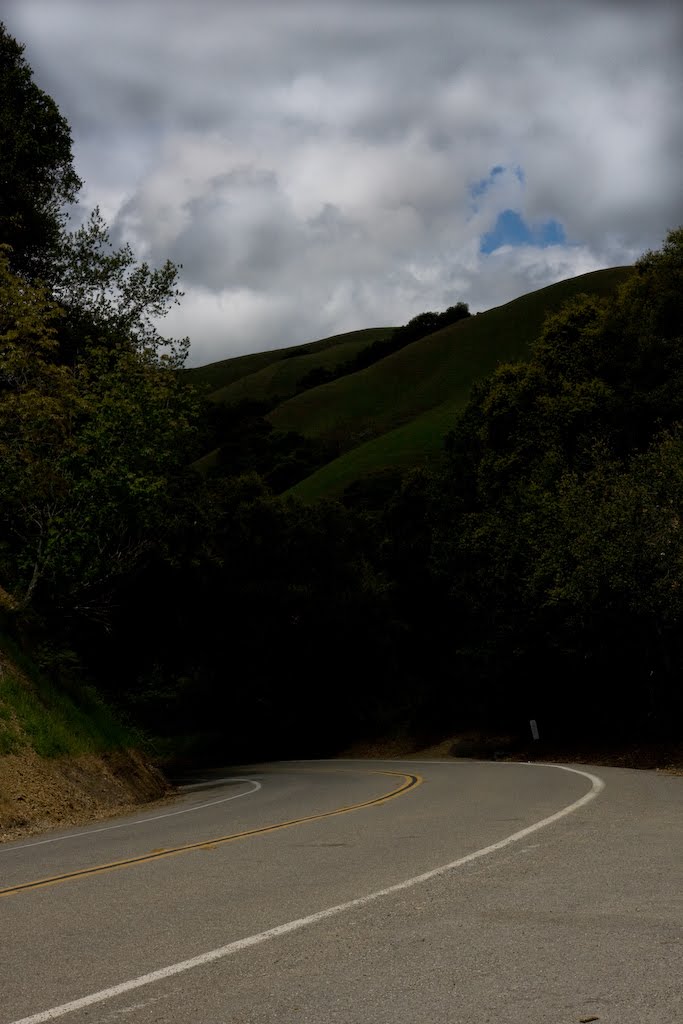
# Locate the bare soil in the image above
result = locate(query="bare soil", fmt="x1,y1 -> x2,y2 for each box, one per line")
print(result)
0,746 -> 174,843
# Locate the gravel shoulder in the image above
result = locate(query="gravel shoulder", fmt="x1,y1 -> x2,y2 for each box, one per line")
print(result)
0,746 -> 173,843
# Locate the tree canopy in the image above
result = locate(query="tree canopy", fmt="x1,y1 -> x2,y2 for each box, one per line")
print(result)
0,28 -> 197,623
0,22 -> 81,279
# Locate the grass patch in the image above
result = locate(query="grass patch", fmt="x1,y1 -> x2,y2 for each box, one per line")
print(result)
0,702 -> 20,755
0,638 -> 137,758
288,403 -> 456,501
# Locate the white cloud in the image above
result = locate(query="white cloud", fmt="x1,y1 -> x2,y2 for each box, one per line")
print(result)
4,0 -> 682,364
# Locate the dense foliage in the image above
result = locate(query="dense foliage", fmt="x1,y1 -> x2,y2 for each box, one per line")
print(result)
0,24 -> 197,633
429,229 -> 683,740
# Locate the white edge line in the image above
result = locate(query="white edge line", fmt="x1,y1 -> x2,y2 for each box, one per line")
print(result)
8,763 -> 604,1024
0,781 -> 262,853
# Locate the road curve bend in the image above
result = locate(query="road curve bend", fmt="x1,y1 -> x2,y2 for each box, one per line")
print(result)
0,759 -> 680,1024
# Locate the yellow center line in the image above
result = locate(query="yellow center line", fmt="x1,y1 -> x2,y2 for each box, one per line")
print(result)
0,769 -> 422,899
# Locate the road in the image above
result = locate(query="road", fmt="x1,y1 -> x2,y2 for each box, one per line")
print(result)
0,759 -> 680,1023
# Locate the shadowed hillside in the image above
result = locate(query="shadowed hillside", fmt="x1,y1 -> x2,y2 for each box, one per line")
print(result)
185,327 -> 394,404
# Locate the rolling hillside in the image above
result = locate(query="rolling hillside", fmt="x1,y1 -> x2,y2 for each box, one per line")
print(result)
285,267 -> 632,499
191,266 -> 633,500
185,327 -> 393,404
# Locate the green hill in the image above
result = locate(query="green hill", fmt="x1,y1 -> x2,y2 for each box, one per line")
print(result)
280,267 -> 633,499
191,266 -> 633,500
185,327 -> 393,403
272,268 -> 631,443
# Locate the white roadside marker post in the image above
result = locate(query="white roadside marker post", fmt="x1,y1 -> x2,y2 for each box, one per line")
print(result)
530,719 -> 540,741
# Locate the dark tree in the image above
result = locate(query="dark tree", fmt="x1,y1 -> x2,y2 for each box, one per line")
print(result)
0,22 -> 81,279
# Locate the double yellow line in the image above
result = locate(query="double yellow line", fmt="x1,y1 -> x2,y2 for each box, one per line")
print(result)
0,769 -> 421,899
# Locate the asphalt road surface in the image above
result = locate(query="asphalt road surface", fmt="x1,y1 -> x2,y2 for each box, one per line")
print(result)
0,759 -> 680,1024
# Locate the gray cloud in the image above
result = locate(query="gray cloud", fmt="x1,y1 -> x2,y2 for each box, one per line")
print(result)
4,0 -> 682,365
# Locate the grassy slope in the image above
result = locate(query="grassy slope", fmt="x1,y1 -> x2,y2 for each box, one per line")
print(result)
0,637 -> 135,758
188,327 -> 395,475
284,267 -> 633,500
209,329 -> 393,406
288,404 -> 457,501
185,327 -> 393,399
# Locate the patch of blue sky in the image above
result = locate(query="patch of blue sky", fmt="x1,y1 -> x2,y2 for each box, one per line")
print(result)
468,164 -> 525,208
480,209 -> 566,254
469,164 -> 506,202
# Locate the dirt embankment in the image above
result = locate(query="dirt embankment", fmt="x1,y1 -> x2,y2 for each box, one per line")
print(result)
0,746 -> 173,843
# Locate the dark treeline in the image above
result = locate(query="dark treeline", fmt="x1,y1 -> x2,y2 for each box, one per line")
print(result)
1,23 -> 681,763
199,398 -> 340,493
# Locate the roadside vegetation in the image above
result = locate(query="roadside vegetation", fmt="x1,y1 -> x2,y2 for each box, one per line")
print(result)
0,636 -> 135,758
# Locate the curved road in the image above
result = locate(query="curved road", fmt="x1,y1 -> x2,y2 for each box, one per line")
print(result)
0,759 -> 680,1023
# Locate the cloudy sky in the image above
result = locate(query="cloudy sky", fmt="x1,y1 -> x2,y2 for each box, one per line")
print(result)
5,0 -> 682,365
